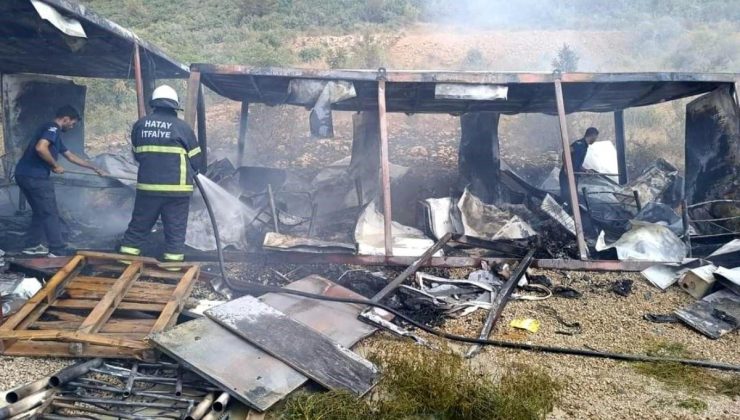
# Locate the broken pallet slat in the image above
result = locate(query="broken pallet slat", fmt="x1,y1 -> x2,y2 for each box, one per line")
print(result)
0,330 -> 149,349
2,254 -> 199,359
51,299 -> 165,312
72,263 -> 143,354
1,341 -> 143,359
0,256 -> 86,351
206,295 -> 379,396
64,288 -> 172,304
31,319 -> 156,334
150,275 -> 377,411
675,289 -> 740,339
72,276 -> 177,291
150,266 -> 200,334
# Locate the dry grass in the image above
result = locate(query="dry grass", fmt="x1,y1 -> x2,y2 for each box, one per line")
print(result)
634,340 -> 740,399
279,345 -> 561,420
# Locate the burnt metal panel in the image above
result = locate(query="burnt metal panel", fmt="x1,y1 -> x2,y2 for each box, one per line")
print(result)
685,86 -> 740,232
459,112 -> 501,202
206,296 -> 379,396
1,75 -> 86,177
150,275 -> 378,411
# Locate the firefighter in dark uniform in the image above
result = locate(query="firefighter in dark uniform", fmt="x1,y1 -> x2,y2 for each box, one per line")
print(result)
559,126 -> 599,210
119,85 -> 204,263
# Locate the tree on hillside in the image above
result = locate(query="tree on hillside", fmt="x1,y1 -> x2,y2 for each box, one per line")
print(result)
552,44 -> 579,72
237,0 -> 278,23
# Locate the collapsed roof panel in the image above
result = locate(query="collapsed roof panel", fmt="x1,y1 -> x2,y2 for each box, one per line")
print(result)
0,0 -> 188,79
194,64 -> 737,114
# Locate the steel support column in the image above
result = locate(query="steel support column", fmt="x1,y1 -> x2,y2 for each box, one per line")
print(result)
237,101 -> 249,166
554,78 -> 589,260
614,110 -> 627,185
184,71 -> 201,129
196,85 -> 207,164
133,44 -> 146,118
378,78 -> 393,257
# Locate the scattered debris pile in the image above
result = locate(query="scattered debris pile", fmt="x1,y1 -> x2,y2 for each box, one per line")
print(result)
642,239 -> 740,339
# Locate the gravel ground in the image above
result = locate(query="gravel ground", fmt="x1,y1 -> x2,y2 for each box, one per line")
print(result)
359,268 -> 740,420
1,266 -> 738,419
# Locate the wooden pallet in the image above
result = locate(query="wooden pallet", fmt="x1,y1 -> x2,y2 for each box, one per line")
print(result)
0,252 -> 200,360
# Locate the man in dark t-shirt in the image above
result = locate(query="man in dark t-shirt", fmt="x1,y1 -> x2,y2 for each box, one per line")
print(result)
15,105 -> 105,256
559,127 -> 599,211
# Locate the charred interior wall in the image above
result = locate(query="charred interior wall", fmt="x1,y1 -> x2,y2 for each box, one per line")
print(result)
1,74 -> 86,179
685,85 -> 740,224
350,111 -> 381,206
459,111 -> 501,203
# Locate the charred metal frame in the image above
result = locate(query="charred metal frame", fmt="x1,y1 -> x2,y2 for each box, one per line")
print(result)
185,64 -> 739,269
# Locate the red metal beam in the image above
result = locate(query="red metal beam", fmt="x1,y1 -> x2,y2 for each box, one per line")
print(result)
133,44 -> 146,118
183,251 -> 657,272
378,78 -> 393,256
554,77 -> 589,260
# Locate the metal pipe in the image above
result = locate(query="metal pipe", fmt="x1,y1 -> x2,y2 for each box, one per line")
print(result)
124,362 -> 138,397
633,190 -> 642,212
371,232 -> 453,302
51,401 -> 141,420
49,359 -> 103,387
175,368 -> 183,397
553,77 -> 588,260
210,393 -> 229,413
185,392 -> 214,420
4,377 -> 47,404
0,389 -> 56,419
687,199 -> 740,208
53,396 -> 182,409
267,184 -> 280,233
466,248 -> 536,358
201,410 -> 221,420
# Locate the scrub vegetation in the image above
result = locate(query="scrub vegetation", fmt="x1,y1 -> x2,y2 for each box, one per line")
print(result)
278,345 -> 562,420
634,340 -> 740,398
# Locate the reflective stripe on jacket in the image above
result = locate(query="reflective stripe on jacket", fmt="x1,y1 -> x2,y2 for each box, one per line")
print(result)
131,109 -> 204,196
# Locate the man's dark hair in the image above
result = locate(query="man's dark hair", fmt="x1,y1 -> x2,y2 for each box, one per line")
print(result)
55,105 -> 81,120
585,127 -> 599,137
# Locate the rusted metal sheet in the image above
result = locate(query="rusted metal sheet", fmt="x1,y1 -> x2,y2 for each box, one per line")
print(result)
675,289 -> 740,339
150,276 -> 379,411
206,296 -> 379,396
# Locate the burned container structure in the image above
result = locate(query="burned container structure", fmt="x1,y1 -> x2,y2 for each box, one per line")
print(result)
184,64 -> 739,267
0,0 -> 189,251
